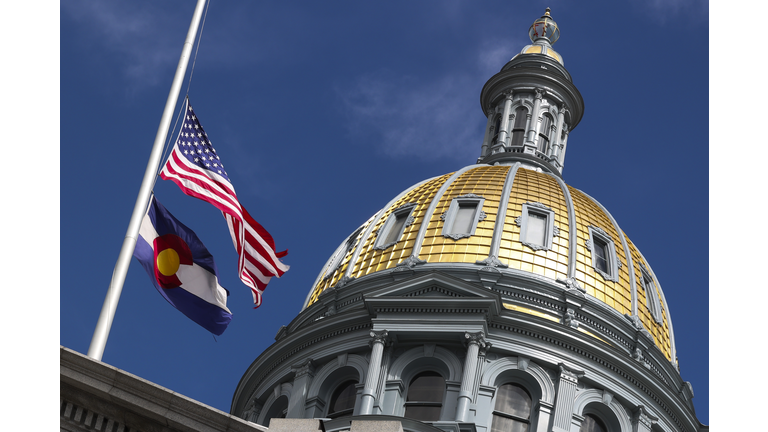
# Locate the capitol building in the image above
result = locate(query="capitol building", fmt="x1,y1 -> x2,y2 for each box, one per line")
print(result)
61,8 -> 707,432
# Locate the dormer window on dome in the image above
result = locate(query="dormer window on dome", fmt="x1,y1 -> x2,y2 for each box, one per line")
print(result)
374,203 -> 416,250
441,194 -> 487,240
640,263 -> 664,324
587,226 -> 619,282
323,226 -> 364,280
516,202 -> 558,251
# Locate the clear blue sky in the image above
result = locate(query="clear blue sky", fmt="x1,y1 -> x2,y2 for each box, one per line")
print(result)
55,0 -> 715,427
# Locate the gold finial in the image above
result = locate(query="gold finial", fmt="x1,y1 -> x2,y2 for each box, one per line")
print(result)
545,7 -> 551,16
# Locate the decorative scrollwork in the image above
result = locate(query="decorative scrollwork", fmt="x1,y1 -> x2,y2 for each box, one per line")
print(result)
396,254 -> 427,268
444,232 -> 472,240
476,255 -> 508,268
458,193 -> 484,199
369,330 -> 389,345
522,241 -> 549,251
588,225 -> 612,241
334,275 -> 355,289
464,331 -> 488,348
563,308 -> 580,329
557,277 -> 586,293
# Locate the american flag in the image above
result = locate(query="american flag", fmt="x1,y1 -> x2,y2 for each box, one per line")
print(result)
160,97 -> 289,307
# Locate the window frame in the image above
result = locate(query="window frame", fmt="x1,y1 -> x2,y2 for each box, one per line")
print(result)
537,113 -> 554,154
440,194 -> 486,240
586,226 -> 619,282
403,370 -> 446,422
374,203 -> 416,250
516,202 -> 557,251
325,379 -> 358,419
510,107 -> 528,147
490,382 -> 533,432
579,413 -> 608,432
492,115 -> 502,144
640,263 -> 663,324
261,396 -> 288,427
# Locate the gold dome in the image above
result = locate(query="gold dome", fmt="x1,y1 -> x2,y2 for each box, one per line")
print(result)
518,44 -> 563,65
306,165 -> 672,360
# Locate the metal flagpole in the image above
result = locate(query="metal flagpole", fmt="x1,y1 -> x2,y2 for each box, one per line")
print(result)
87,0 -> 209,361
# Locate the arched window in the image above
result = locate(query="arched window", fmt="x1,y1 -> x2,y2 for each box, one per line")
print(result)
510,107 -> 527,146
493,116 -> 502,144
490,383 -> 532,432
327,380 -> 357,418
404,371 -> 445,421
579,413 -> 608,432
538,114 -> 554,154
262,396 -> 288,427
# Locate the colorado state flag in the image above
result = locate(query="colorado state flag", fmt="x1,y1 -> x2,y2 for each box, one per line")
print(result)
133,196 -> 232,335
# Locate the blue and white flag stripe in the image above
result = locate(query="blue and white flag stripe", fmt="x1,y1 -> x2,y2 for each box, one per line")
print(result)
133,196 -> 232,335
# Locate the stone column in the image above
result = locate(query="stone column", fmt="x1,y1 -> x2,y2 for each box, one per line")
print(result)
480,107 -> 496,158
558,126 -> 569,167
525,88 -> 545,153
360,330 -> 388,415
551,104 -> 567,160
454,331 -> 487,422
550,363 -> 585,432
534,400 -> 554,432
497,92 -> 514,148
286,358 -> 315,418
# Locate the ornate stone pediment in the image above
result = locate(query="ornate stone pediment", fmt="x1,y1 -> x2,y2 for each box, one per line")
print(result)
362,272 -> 503,336
363,271 -> 500,301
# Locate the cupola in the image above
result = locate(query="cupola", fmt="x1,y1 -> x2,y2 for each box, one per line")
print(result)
478,8 -> 584,176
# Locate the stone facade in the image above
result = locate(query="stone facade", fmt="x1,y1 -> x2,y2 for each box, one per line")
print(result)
60,346 -> 267,432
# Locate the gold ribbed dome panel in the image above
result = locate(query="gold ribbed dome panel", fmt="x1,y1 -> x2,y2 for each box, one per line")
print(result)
521,45 -> 563,64
626,236 -> 672,359
306,217 -> 375,305
351,173 -> 454,279
419,166 -> 509,264
568,187 -> 632,315
500,168 -> 570,280
305,166 -> 672,358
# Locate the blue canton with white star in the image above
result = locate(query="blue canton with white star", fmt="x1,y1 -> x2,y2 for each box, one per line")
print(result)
177,103 -> 231,183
